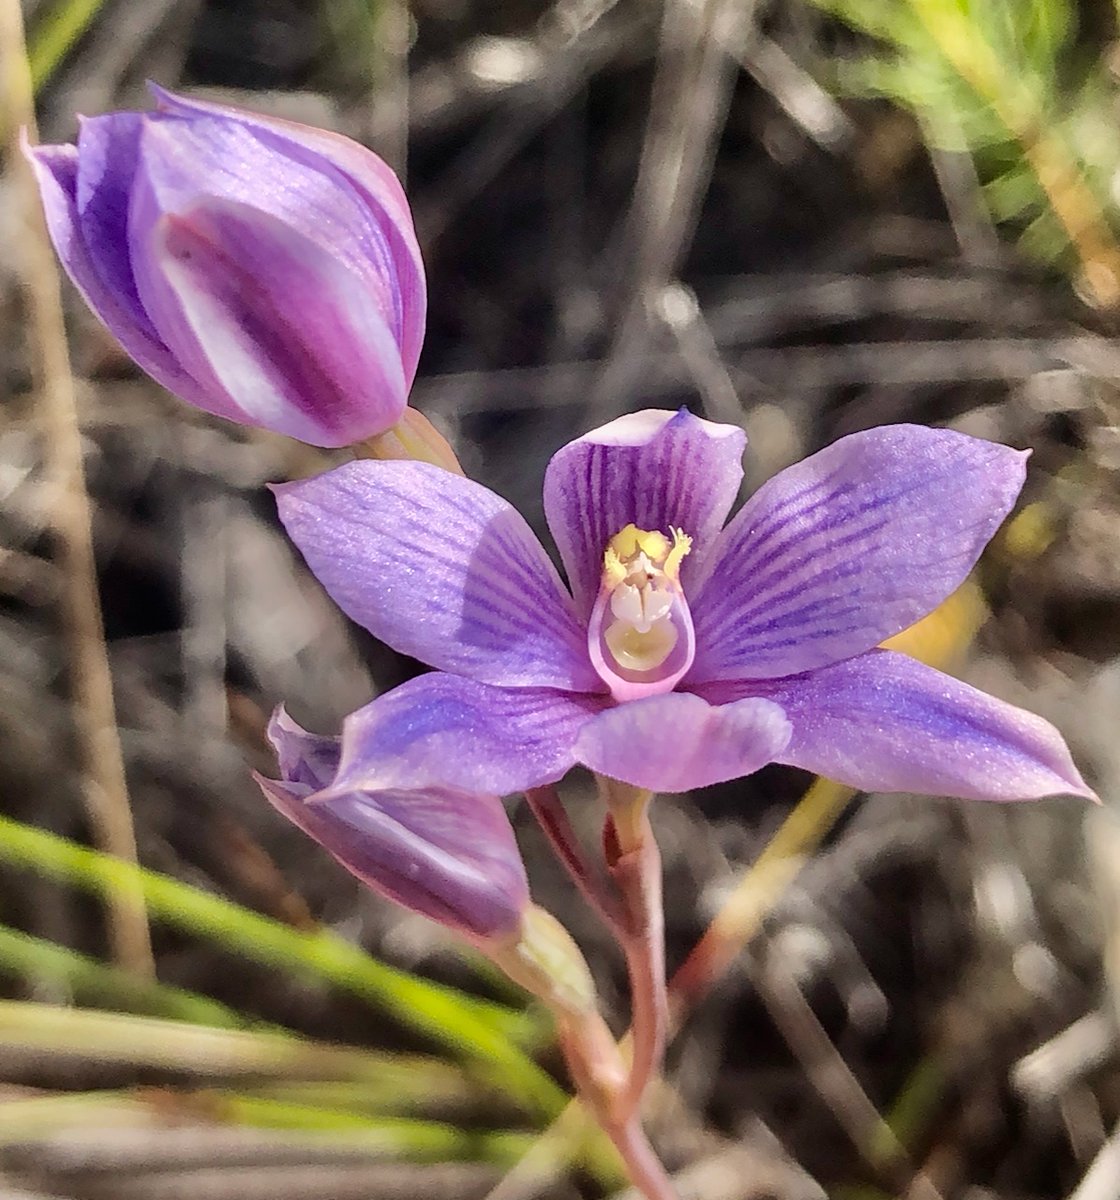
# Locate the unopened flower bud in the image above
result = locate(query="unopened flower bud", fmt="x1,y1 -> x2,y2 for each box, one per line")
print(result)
26,86 -> 424,448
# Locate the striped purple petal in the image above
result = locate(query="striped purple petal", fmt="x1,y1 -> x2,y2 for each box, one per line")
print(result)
274,460 -> 600,691
28,90 -> 425,448
574,691 -> 791,793
329,674 -> 607,795
24,137 -> 219,414
128,108 -> 417,374
688,425 -> 1027,682
694,650 -> 1095,802
270,706 -> 341,789
71,113 -> 154,337
132,194 -> 407,444
148,84 -> 424,384
543,408 -> 746,617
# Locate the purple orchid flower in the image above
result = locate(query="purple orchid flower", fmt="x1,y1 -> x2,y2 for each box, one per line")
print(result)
273,410 -> 1093,803
26,86 -> 424,448
257,709 -> 529,940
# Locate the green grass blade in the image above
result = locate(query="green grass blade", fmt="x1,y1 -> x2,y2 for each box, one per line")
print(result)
0,1087 -> 536,1164
0,814 -> 565,1117
233,1077 -> 487,1117
209,1093 -> 536,1163
0,924 -> 246,1027
26,0 -> 105,92
0,1000 -> 462,1088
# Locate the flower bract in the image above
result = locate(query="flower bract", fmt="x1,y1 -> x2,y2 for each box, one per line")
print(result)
26,86 -> 425,447
274,410 -> 1093,803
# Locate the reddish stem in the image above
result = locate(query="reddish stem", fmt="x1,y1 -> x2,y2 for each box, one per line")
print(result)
605,810 -> 668,1120
529,780 -> 670,1122
606,1114 -> 680,1200
557,1015 -> 679,1200
525,785 -> 627,938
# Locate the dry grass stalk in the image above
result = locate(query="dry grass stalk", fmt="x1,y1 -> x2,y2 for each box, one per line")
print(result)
0,0 -> 153,978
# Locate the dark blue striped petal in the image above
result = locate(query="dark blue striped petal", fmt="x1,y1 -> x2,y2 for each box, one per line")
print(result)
331,674 -> 605,795
542,408 -> 746,618
274,461 -> 600,690
688,425 -> 1027,682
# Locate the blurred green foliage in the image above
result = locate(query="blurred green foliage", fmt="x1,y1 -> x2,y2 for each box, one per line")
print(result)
25,0 -> 104,91
810,0 -> 1120,299
0,814 -> 563,1116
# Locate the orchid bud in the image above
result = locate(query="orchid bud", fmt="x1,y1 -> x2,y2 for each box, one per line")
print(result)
257,709 -> 529,941
26,86 -> 425,448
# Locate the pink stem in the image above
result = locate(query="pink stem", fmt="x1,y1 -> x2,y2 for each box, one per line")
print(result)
530,780 -> 670,1124
556,1018 -> 679,1200
607,1115 -> 681,1200
606,812 -> 668,1120
525,785 -> 627,938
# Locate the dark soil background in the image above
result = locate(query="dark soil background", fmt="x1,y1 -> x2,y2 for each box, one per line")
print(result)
3,1 -> 1120,1198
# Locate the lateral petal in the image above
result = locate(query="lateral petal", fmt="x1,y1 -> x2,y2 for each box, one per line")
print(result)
71,113 -> 155,337
697,650 -> 1095,802
23,137 -> 217,414
148,84 -> 424,382
129,109 -> 419,377
274,461 -> 600,690
139,195 -> 407,445
690,424 -> 1027,681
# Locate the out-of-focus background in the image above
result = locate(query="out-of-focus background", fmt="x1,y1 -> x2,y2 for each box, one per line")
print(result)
2,1 -> 1120,1197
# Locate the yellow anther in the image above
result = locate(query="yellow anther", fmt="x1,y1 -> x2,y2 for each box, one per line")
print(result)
608,524 -> 641,560
663,527 -> 692,581
601,522 -> 692,600
606,523 -> 672,567
635,528 -> 670,560
603,545 -> 627,588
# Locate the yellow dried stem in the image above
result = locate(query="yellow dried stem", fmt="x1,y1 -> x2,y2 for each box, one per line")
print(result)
0,0 -> 153,977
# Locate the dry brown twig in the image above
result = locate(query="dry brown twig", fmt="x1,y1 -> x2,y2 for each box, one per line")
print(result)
0,0 -> 154,977
592,0 -> 757,421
